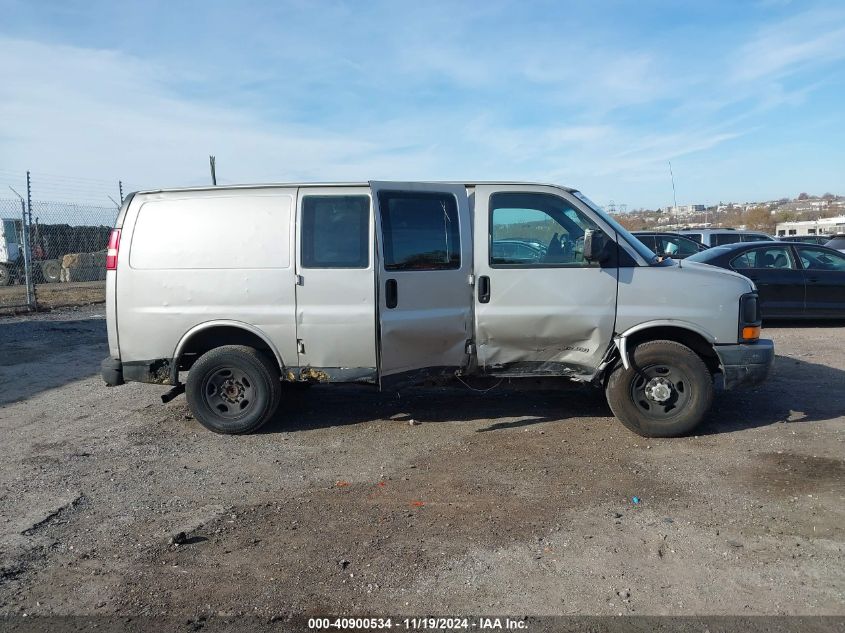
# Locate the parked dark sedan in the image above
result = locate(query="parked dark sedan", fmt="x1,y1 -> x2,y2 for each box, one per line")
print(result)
687,241 -> 845,318
632,231 -> 709,259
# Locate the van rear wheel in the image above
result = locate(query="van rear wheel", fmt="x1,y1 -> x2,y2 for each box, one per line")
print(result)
605,340 -> 713,438
186,345 -> 281,434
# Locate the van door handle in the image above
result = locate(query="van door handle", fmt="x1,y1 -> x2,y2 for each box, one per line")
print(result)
385,279 -> 398,309
478,275 -> 491,303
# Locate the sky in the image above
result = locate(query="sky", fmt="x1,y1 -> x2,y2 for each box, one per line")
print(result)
0,0 -> 843,209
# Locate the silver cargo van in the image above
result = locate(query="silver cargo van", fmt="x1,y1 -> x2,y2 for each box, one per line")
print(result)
102,181 -> 773,437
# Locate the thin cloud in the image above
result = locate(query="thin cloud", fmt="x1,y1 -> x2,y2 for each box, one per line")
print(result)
731,7 -> 845,82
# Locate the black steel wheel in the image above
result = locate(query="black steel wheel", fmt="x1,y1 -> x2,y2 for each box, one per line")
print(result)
186,345 -> 281,434
606,340 -> 713,437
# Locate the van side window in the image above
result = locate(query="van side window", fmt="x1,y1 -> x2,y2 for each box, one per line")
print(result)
489,192 -> 600,267
301,195 -> 370,268
379,192 -> 460,271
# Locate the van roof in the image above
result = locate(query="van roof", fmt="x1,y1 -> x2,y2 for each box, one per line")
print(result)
131,181 -> 577,196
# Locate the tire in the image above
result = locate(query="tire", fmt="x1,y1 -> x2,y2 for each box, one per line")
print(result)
185,345 -> 281,434
0,264 -> 10,286
39,259 -> 61,283
605,340 -> 713,438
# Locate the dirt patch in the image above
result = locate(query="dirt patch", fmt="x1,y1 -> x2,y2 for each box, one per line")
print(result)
745,452 -> 845,496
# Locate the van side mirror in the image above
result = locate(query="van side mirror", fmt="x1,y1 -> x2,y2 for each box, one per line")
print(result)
583,229 -> 608,262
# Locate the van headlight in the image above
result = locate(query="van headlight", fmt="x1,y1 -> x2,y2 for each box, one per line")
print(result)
739,292 -> 761,342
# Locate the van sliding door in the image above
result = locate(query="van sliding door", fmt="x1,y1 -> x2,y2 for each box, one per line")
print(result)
371,182 -> 473,386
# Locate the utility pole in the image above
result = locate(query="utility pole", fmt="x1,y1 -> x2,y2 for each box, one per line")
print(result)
209,155 -> 217,185
119,180 -> 124,205
667,161 -> 679,216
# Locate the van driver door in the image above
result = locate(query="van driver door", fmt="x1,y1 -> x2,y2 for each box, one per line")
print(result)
473,185 -> 618,377
370,182 -> 473,386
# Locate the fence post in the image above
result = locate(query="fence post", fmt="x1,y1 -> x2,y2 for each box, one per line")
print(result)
25,170 -> 38,310
25,171 -> 33,226
19,198 -> 36,310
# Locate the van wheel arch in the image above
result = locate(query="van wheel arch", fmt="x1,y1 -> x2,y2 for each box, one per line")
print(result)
174,324 -> 284,380
605,325 -> 721,385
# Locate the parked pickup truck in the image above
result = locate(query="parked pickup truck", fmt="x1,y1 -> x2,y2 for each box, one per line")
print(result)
101,181 -> 774,437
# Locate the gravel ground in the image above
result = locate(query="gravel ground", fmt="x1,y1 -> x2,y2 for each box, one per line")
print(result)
0,305 -> 843,618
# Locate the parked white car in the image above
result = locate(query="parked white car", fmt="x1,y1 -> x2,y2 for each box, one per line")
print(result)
102,181 -> 773,437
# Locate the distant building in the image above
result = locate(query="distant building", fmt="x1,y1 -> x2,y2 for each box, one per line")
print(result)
666,204 -> 706,215
775,215 -> 845,237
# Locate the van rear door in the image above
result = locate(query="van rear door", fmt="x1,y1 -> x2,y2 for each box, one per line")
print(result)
370,182 -> 473,385
293,186 -> 377,381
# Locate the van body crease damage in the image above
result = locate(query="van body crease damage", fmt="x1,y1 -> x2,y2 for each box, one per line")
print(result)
285,367 -> 378,384
479,320 -> 602,376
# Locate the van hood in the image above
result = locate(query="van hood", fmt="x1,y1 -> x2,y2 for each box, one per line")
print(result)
672,259 -> 756,291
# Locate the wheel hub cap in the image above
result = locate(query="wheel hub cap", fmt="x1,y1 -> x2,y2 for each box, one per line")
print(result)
644,377 -> 673,403
219,378 -> 245,404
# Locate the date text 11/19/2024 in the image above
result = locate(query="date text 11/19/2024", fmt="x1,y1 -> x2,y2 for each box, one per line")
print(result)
308,617 -> 529,630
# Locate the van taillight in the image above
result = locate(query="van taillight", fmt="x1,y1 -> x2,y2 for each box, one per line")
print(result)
106,229 -> 121,270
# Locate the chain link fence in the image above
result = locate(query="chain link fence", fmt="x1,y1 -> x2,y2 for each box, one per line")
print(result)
0,171 -> 124,312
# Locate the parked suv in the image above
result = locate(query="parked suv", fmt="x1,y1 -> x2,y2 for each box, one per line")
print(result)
102,181 -> 773,438
678,228 -> 773,247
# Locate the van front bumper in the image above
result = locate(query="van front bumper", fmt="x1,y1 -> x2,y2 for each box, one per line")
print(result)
714,339 -> 774,390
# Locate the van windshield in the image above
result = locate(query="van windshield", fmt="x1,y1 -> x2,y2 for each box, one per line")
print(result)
572,191 -> 658,264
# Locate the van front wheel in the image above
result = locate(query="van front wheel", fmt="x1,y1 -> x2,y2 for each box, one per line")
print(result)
186,345 -> 281,434
605,340 -> 713,438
